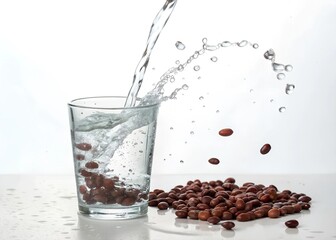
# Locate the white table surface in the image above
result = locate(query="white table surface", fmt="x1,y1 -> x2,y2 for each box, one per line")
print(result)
0,174 -> 335,240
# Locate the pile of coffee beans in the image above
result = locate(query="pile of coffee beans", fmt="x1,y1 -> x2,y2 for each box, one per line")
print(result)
149,177 -> 311,229
75,142 -> 146,206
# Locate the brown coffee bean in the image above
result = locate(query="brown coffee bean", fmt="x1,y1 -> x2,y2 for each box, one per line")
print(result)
197,203 -> 210,210
268,208 -> 281,218
153,189 -> 165,195
103,178 -> 115,190
224,177 -> 236,183
93,194 -> 108,204
80,169 -> 93,177
260,143 -> 271,155
285,219 -> 299,228
175,210 -> 188,218
157,192 -> 169,198
148,199 -> 159,207
236,212 -> 251,222
208,158 -> 220,165
121,197 -> 136,206
207,216 -> 221,225
281,205 -> 295,214
188,210 -> 199,220
76,154 -> 85,161
298,196 -> 312,203
293,203 -> 302,213
75,143 -> 92,151
235,198 -> 246,210
211,208 -> 224,218
221,221 -> 235,230
157,202 -> 169,210
85,161 -> 99,169
254,209 -> 266,218
198,210 -> 211,221
79,185 -> 87,194
222,211 -> 233,220
218,128 -> 234,137
301,203 -> 311,210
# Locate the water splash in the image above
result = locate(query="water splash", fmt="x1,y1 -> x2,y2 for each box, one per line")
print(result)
124,0 -> 178,107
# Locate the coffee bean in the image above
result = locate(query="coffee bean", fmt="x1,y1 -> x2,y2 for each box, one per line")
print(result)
198,210 -> 211,221
260,143 -> 271,155
85,161 -> 99,169
158,202 -> 169,210
103,178 -> 115,190
175,210 -> 188,218
298,196 -> 312,203
75,143 -> 92,151
236,212 -> 251,222
93,194 -> 108,204
148,199 -> 159,207
207,216 -> 220,225
235,198 -> 246,210
79,185 -> 87,194
188,210 -> 199,220
208,158 -> 220,165
268,208 -> 280,218
222,211 -> 233,220
121,197 -> 136,206
76,154 -> 85,161
218,128 -> 234,137
80,169 -> 93,177
301,203 -> 311,210
285,219 -> 299,228
221,221 -> 235,230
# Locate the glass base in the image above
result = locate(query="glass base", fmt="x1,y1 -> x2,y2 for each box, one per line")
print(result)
78,203 -> 148,220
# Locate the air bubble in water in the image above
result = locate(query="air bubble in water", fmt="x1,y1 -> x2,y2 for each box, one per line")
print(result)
285,65 -> 293,72
279,107 -> 286,113
285,84 -> 295,94
199,96 -> 204,100
250,89 -> 254,93
190,131 -> 194,135
252,43 -> 259,49
175,60 -> 180,65
170,127 -> 174,130
210,56 -> 218,62
264,49 -> 275,61
277,73 -> 286,80
180,160 -> 184,164
193,65 -> 200,71
175,41 -> 185,50
216,110 -> 220,113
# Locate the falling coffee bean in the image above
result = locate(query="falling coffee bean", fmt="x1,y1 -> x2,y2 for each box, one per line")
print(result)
75,143 -> 92,151
208,158 -> 220,165
218,128 -> 234,137
260,143 -> 271,155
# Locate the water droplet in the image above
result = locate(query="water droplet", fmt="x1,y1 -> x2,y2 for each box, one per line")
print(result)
216,110 -> 220,113
170,127 -> 174,130
175,60 -> 180,65
190,131 -> 194,135
264,49 -> 275,61
252,43 -> 259,49
180,160 -> 184,163
237,40 -> 248,47
128,169 -> 132,172
193,65 -> 200,71
277,73 -> 286,80
210,56 -> 218,62
279,107 -> 286,113
199,96 -> 204,100
169,76 -> 175,83
270,99 -> 274,103
285,84 -> 295,94
220,41 -> 232,47
182,84 -> 189,90
175,41 -> 185,50
197,76 -> 202,80
285,65 -> 293,72
169,153 -> 172,156
177,64 -> 184,71
191,120 -> 195,123
184,141 -> 188,144
250,89 -> 254,93
272,62 -> 285,72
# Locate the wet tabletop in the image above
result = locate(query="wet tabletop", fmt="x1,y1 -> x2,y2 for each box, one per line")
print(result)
0,174 -> 335,240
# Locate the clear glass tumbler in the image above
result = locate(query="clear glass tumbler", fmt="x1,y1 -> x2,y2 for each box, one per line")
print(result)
68,96 -> 160,219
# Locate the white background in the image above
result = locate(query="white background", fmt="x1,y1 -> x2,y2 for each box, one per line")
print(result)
0,0 -> 335,175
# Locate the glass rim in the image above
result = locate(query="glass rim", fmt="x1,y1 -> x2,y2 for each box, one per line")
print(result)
68,96 -> 160,110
